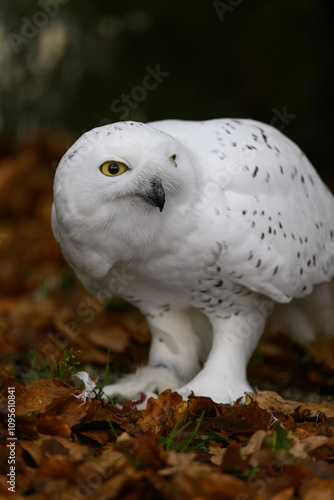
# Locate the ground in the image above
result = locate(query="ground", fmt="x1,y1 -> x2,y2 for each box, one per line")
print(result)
0,135 -> 334,499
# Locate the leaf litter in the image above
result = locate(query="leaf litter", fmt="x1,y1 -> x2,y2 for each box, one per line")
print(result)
0,135 -> 334,499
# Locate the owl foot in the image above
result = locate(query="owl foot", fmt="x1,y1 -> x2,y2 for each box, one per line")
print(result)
177,377 -> 254,405
102,365 -> 183,405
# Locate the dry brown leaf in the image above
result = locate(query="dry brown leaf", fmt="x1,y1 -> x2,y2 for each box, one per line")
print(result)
134,389 -> 187,434
167,465 -> 256,500
0,370 -> 81,417
317,423 -> 334,437
159,450 -> 197,476
89,327 -> 129,352
253,390 -> 334,419
75,429 -> 114,446
0,441 -> 31,493
301,435 -> 330,453
116,431 -> 165,470
240,429 -> 267,459
204,399 -> 292,434
1,413 -> 39,440
249,462 -> 306,499
209,445 -> 227,466
0,369 -> 26,404
17,380 -> 83,416
19,435 -> 90,466
293,404 -> 334,420
37,415 -> 72,437
289,433 -> 333,462
270,487 -> 295,500
42,394 -> 94,428
290,435 -> 309,460
307,437 -> 334,461
294,423 -> 320,440
89,466 -> 140,500
303,459 -> 334,480
299,478 -> 334,500
36,455 -> 81,479
76,444 -> 139,500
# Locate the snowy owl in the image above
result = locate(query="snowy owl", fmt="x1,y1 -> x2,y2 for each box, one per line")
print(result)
51,119 -> 334,405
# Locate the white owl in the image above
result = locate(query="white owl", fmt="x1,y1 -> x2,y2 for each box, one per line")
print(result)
51,119 -> 334,405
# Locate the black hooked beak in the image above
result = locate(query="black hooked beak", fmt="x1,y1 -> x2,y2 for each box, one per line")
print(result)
140,177 -> 165,212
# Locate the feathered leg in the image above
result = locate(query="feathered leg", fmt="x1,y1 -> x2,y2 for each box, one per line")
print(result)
103,308 -> 210,401
177,302 -> 269,404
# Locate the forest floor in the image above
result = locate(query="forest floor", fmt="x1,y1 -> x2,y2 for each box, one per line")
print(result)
0,135 -> 334,500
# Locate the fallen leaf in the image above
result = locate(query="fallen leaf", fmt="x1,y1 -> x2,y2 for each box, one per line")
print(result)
299,478 -> 334,500
19,435 -> 90,467
134,389 -> 187,434
240,429 -> 267,459
75,429 -> 114,446
11,377 -> 80,416
37,415 -> 72,437
89,327 -> 129,352
159,450 -> 197,476
209,445 -> 227,466
270,487 -> 295,500
303,459 -> 334,479
254,390 -> 334,419
301,435 -> 330,453
204,399 -> 291,434
167,465 -> 256,500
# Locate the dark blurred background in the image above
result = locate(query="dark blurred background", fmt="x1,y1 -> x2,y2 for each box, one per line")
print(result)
0,0 -> 333,180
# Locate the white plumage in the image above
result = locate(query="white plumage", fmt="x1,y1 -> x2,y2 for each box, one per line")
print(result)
52,119 -> 334,405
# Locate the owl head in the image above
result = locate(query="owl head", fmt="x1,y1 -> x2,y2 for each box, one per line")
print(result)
52,122 -> 198,254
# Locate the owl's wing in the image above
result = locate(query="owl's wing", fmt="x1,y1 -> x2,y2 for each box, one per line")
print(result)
150,118 -> 334,302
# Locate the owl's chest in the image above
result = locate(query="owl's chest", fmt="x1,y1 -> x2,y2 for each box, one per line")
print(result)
108,238 -> 238,308
111,255 -> 254,318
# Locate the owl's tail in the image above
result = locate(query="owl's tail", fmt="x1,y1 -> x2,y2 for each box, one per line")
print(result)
273,279 -> 334,345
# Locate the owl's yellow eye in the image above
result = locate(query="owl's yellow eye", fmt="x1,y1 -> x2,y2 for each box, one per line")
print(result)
100,161 -> 128,176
